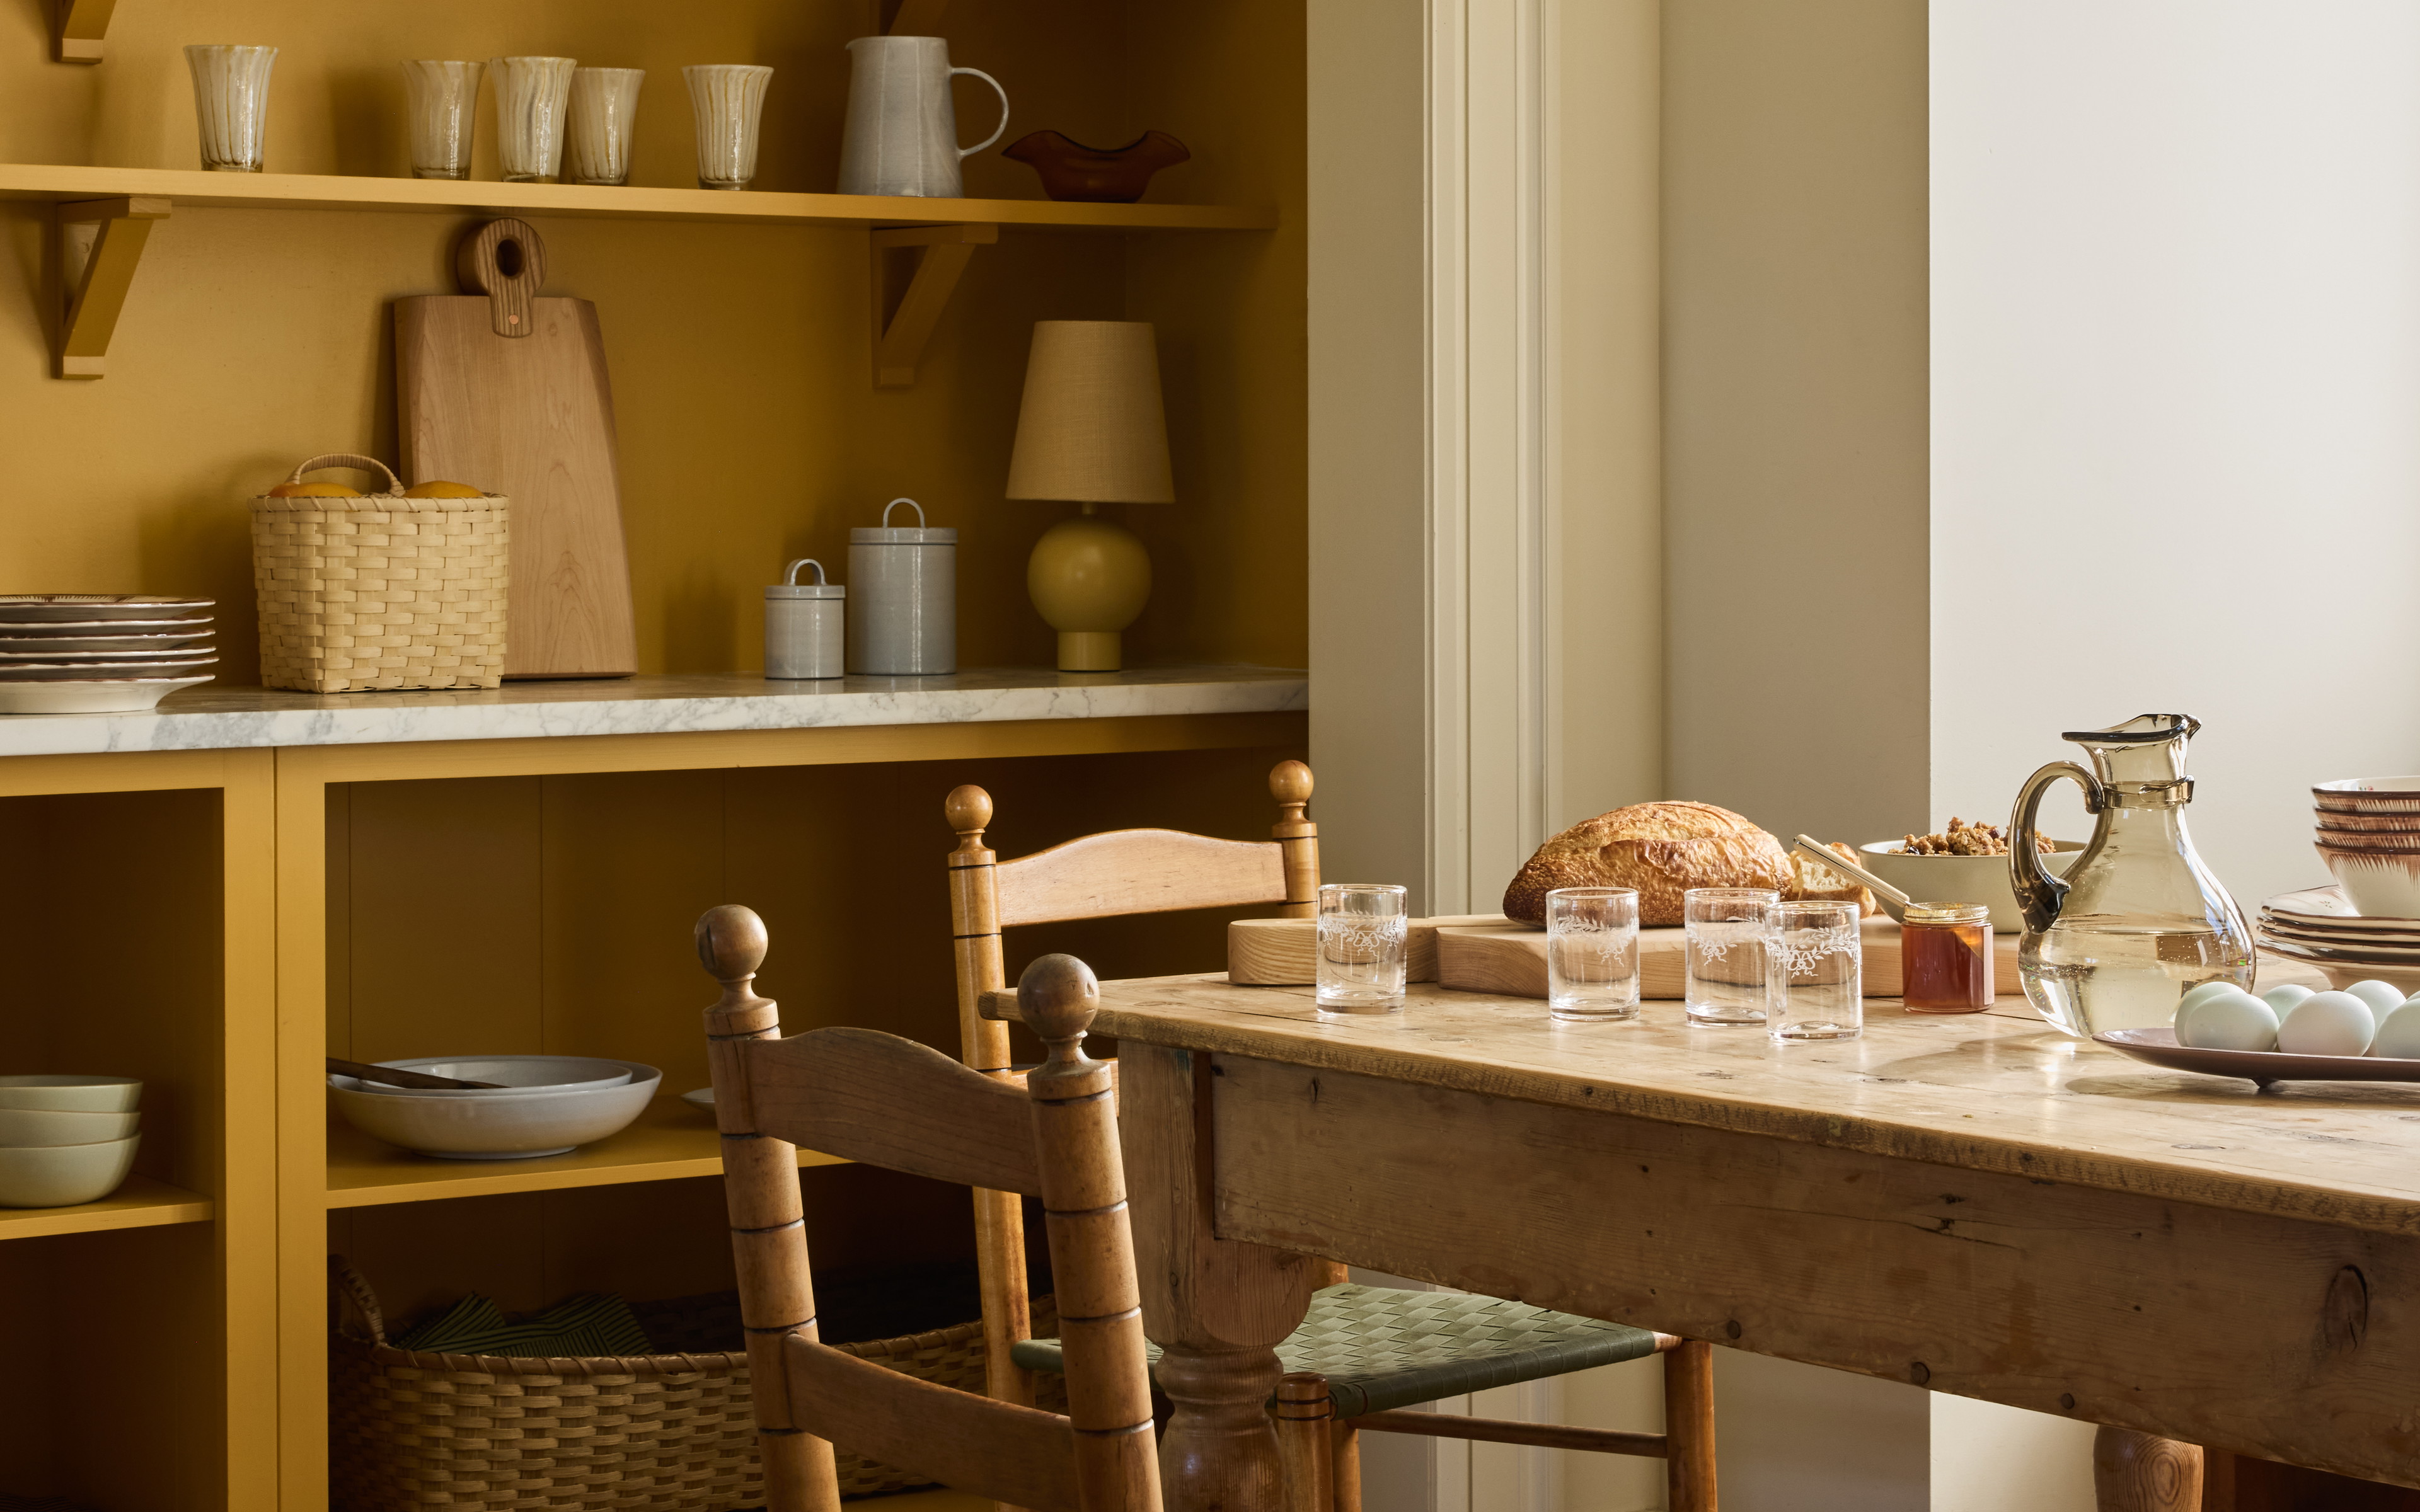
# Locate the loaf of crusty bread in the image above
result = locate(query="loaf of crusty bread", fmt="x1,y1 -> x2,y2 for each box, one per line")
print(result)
1502,801 -> 1795,927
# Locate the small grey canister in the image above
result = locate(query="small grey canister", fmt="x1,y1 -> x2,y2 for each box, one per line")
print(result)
848,498 -> 956,675
764,558 -> 844,679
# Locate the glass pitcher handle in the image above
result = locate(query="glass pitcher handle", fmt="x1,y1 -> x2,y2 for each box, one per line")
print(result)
2010,760 -> 2104,935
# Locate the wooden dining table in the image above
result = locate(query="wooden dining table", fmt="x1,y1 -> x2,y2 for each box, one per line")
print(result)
993,962 -> 2420,1511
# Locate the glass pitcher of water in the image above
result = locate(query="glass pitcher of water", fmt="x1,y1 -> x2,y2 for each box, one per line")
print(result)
2008,714 -> 2254,1036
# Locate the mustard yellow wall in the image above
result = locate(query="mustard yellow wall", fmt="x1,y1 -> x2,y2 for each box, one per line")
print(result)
0,790 -> 227,1510
0,0 -> 1306,677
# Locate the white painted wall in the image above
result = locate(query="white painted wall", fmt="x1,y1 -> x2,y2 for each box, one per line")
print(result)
1930,0 -> 2420,906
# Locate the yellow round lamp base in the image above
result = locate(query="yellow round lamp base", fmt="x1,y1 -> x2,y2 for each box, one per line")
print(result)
1056,631 -> 1124,671
1028,512 -> 1151,673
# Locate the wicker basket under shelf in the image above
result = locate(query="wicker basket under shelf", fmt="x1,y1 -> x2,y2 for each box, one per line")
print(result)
250,452 -> 509,693
328,1258 -> 1063,1510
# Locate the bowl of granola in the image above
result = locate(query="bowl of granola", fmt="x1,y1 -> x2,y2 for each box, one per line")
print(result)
1858,819 -> 2085,934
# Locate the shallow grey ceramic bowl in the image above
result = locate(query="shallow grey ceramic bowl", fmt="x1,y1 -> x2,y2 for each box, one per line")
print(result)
0,1075 -> 142,1114
1857,841 -> 2086,935
358,1055 -> 635,1097
328,1064 -> 660,1159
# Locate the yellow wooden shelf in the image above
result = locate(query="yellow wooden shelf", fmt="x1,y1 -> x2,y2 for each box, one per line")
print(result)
0,163 -> 1279,231
0,1173 -> 214,1240
325,1095 -> 848,1209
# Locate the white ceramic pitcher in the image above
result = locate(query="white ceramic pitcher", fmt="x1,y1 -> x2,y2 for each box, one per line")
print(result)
837,36 -> 1008,197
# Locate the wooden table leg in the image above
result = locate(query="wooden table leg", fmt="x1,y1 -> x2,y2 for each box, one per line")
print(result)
2095,1426 -> 2203,1512
1122,1043 -> 1322,1512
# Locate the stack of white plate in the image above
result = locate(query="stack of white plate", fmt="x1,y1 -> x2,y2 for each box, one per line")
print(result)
0,595 -> 217,714
2257,884 -> 2420,994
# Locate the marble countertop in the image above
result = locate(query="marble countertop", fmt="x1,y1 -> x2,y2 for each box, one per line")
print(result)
0,667 -> 1308,758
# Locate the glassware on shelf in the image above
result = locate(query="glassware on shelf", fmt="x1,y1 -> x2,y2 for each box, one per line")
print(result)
1765,898 -> 1864,1041
1683,886 -> 1777,1027
491,55 -> 577,184
567,67 -> 645,187
1317,883 -> 1407,1014
1545,886 -> 1640,1022
185,45 -> 278,173
402,60 -> 483,181
684,64 -> 774,190
2010,714 -> 2255,1037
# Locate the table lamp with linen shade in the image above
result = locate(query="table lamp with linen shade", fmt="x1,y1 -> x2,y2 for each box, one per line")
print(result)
1006,320 -> 1173,672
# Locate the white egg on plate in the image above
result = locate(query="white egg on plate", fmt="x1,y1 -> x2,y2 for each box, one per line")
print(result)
2174,980 -> 2244,1038
2175,990 -> 2277,1052
2277,991 -> 2377,1057
2344,980 -> 2407,1019
2372,999 -> 2420,1059
2261,983 -> 2314,1016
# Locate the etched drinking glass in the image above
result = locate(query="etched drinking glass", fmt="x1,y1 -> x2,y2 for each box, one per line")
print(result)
567,67 -> 645,186
684,64 -> 774,189
187,45 -> 278,172
1545,887 -> 1640,1022
1317,883 -> 1408,1014
492,56 -> 577,183
1765,898 -> 1864,1041
403,60 -> 482,180
1683,887 -> 1778,1026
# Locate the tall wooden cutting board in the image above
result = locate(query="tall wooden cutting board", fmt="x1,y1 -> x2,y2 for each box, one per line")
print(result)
397,219 -> 637,679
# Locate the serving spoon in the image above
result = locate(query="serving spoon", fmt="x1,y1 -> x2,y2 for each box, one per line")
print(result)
1790,835 -> 1916,913
324,1057 -> 505,1090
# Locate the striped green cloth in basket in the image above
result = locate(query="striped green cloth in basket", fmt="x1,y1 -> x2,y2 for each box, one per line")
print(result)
391,1290 -> 652,1359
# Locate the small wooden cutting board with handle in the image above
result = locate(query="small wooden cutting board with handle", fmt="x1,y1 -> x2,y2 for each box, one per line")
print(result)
397,219 -> 637,679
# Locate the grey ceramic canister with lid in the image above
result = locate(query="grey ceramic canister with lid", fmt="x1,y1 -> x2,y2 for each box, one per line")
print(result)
848,498 -> 956,674
764,558 -> 844,679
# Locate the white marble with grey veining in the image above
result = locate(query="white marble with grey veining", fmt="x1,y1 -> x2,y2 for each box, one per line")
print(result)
0,667 -> 1308,758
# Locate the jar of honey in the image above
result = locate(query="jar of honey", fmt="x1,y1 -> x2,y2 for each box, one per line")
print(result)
1902,903 -> 1993,1012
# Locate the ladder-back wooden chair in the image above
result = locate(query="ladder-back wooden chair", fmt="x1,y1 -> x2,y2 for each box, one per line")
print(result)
945,765 -> 1721,1512
697,906 -> 1160,1512
944,759 -> 1322,1416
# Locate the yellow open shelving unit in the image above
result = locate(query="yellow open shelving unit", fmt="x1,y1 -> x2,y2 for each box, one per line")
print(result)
0,0 -> 1308,1505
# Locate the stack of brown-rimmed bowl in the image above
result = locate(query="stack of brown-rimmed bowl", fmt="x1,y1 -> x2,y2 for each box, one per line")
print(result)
0,595 -> 216,714
2311,779 -> 2420,920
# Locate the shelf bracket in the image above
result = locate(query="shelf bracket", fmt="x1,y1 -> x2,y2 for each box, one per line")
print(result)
870,222 -> 996,388
55,196 -> 170,380
52,0 -> 116,62
882,0 -> 949,35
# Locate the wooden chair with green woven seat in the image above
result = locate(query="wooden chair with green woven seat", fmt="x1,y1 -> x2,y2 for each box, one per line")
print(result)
946,771 -> 1720,1512
1017,1283 -> 1715,1511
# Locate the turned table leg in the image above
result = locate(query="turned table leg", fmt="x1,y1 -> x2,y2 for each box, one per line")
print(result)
1122,1043 -> 1322,1512
2095,1426 -> 2203,1512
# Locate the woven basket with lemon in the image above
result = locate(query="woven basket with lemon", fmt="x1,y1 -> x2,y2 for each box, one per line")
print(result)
249,452 -> 509,693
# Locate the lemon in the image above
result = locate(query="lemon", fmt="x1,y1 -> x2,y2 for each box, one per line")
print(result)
267,481 -> 363,498
403,480 -> 487,498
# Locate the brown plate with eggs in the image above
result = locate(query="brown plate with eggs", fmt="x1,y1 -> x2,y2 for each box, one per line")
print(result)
2094,1028 -> 2420,1089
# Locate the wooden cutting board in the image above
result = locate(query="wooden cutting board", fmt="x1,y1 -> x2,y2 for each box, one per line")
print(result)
1228,914 -> 2024,999
1228,914 -> 1502,985
397,219 -> 637,679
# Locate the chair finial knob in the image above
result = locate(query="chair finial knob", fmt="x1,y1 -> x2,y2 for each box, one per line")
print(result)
1018,953 -> 1098,1046
945,784 -> 994,836
1270,760 -> 1313,807
695,905 -> 768,982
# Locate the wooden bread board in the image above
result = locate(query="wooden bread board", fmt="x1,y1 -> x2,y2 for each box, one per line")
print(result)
1226,915 -> 1503,985
1433,916 -> 2023,1001
1227,914 -> 2022,1000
